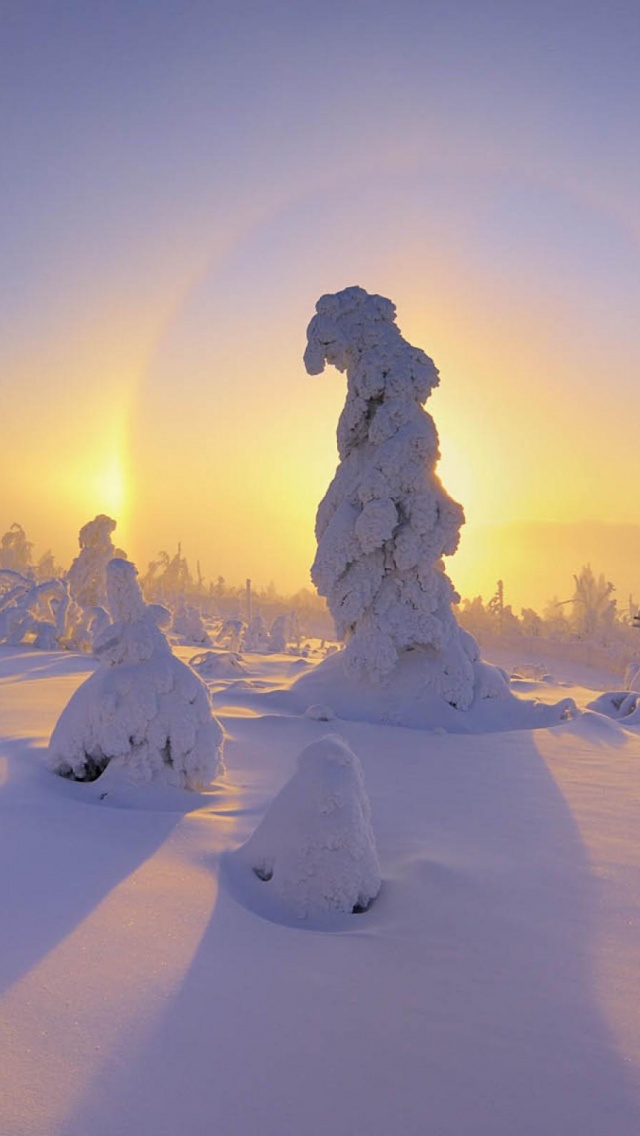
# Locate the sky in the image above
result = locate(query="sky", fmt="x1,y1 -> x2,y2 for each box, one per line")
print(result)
1,0 -> 640,611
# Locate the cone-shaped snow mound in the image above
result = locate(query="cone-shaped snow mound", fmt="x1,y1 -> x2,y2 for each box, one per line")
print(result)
48,558 -> 224,790
234,735 -> 381,920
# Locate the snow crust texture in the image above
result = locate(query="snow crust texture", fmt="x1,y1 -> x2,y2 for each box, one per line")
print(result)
305,286 -> 476,706
48,559 -> 224,789
237,734 -> 381,919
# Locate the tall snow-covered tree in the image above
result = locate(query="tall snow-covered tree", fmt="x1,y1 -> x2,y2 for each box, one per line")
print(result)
304,285 -> 476,706
67,514 -> 123,610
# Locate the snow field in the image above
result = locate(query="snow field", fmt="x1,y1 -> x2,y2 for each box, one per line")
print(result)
1,645 -> 640,1135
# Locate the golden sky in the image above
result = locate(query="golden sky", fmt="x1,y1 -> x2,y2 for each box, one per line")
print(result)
2,4 -> 639,611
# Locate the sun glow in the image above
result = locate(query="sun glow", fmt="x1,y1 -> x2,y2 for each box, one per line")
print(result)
91,451 -> 127,518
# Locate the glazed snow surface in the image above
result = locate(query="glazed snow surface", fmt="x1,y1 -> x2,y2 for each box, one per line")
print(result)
234,734 -> 380,919
48,559 -> 224,789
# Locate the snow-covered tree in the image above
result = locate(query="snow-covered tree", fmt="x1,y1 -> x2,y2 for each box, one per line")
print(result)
0,524 -> 33,574
242,612 -> 270,653
48,558 -> 224,789
571,564 -> 616,639
67,514 -> 123,610
0,570 -> 69,649
304,285 -> 477,707
171,602 -> 212,646
268,613 -> 289,653
142,544 -> 192,607
237,734 -> 380,919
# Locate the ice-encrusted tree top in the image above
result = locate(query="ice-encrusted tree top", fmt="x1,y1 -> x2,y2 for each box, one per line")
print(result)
305,286 -> 471,700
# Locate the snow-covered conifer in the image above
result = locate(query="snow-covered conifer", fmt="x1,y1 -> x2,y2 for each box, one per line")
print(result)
67,514 -> 123,610
305,286 -> 475,706
48,558 -> 224,789
171,602 -> 212,646
0,524 -> 33,573
242,613 -> 270,653
239,734 -> 380,918
268,614 -> 289,654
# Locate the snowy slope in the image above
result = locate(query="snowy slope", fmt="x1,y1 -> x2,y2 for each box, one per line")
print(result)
0,645 -> 639,1136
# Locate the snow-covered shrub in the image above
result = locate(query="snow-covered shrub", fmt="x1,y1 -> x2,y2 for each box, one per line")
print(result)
305,286 -> 484,707
0,570 -> 70,649
242,613 -> 270,653
216,618 -> 245,653
238,734 -> 380,919
171,602 -> 212,646
48,558 -> 224,789
189,650 -> 249,679
268,614 -> 289,653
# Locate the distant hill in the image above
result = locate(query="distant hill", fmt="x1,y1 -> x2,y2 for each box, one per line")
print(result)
451,520 -> 640,615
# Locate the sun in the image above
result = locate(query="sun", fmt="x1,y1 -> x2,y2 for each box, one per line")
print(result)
53,443 -> 130,539
91,453 -> 127,518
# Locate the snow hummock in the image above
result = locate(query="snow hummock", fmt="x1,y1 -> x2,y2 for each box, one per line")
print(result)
48,558 -> 224,789
189,649 -> 249,679
283,646 -> 576,731
587,690 -> 640,725
232,734 -> 381,921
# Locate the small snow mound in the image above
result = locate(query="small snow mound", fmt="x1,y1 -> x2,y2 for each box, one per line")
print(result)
233,735 -> 381,921
587,690 -> 640,725
571,710 -> 626,739
189,650 -> 249,679
304,704 -> 336,722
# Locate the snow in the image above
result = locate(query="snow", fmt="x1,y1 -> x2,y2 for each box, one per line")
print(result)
276,645 -> 576,731
306,287 -> 466,688
305,287 -> 561,723
67,514 -> 122,611
48,559 -> 224,790
1,641 -> 640,1135
229,734 -> 380,921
